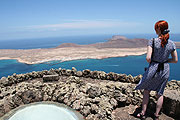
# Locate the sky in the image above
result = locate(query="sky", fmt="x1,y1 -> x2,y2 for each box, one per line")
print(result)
0,0 -> 180,40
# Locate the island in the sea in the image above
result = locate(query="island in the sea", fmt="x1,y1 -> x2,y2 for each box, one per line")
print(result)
0,35 -> 179,64
0,36 -> 179,120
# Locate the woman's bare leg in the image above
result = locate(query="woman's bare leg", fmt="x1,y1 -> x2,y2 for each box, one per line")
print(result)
137,90 -> 150,118
155,94 -> 163,116
141,90 -> 150,115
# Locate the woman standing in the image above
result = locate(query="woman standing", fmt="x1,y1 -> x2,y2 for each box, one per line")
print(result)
135,20 -> 178,119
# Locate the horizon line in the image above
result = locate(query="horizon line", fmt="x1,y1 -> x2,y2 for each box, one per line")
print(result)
0,33 -> 180,41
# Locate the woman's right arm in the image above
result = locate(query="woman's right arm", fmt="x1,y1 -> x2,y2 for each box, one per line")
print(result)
168,50 -> 178,63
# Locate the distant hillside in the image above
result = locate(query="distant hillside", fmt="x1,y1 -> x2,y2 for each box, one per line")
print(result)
56,35 -> 148,49
56,35 -> 180,49
88,35 -> 148,48
175,42 -> 180,49
56,43 -> 81,48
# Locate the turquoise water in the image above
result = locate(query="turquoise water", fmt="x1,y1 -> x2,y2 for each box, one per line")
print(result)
0,49 -> 179,80
0,34 -> 179,80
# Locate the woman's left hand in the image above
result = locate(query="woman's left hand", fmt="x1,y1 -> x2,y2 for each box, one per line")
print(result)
146,56 -> 151,63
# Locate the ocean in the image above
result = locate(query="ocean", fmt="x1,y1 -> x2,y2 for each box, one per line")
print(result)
0,34 -> 180,49
0,34 -> 179,80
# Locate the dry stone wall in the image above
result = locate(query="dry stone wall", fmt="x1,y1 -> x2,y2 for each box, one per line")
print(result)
0,67 -> 142,88
0,67 -> 179,120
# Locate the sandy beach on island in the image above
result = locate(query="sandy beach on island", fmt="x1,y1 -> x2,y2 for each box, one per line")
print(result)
0,35 -> 148,64
0,47 -> 147,64
1,35 -> 179,65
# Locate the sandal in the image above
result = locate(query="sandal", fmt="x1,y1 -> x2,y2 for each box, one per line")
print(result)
137,112 -> 146,120
153,113 -> 159,120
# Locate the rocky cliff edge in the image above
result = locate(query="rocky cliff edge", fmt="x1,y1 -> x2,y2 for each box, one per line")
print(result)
0,68 -> 179,120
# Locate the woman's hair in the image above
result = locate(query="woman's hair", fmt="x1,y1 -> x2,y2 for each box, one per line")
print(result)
154,20 -> 170,47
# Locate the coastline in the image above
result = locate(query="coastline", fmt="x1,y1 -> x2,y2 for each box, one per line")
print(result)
1,34 -> 179,65
0,47 -> 147,64
1,35 -> 179,65
0,57 -> 33,64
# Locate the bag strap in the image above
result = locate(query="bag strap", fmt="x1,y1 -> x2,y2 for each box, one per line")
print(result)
151,38 -> 155,61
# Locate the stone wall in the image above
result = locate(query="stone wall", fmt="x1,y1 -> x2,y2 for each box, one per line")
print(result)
0,67 -> 179,119
0,67 -> 142,87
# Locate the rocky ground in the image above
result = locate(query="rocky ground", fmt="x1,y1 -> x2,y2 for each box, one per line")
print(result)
0,68 -> 179,120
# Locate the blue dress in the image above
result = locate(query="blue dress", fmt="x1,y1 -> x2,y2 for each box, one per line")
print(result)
135,38 -> 176,95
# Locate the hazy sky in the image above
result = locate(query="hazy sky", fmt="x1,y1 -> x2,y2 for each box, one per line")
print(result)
0,0 -> 179,40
